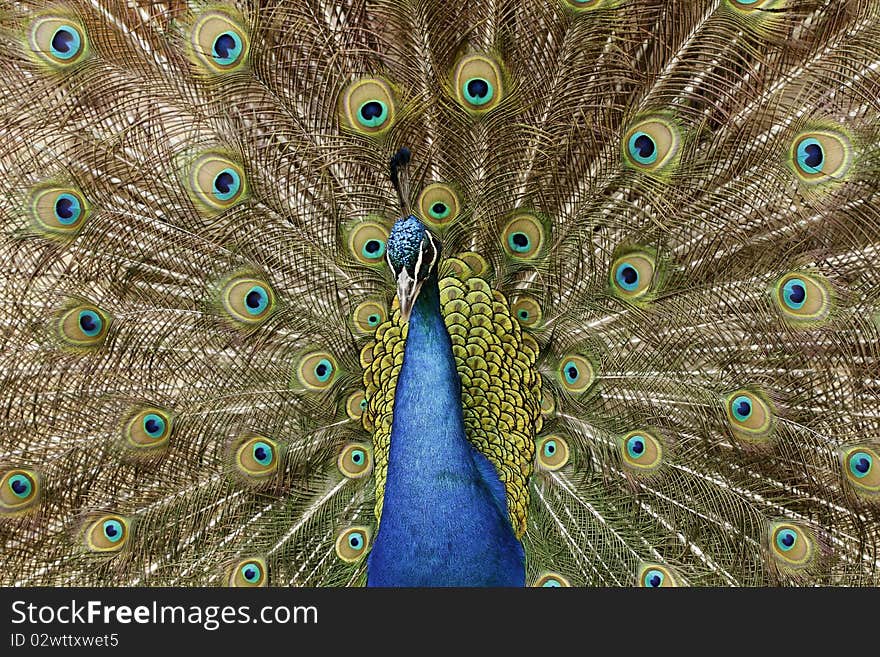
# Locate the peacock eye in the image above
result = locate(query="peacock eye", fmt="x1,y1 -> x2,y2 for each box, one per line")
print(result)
463,77 -> 494,106
645,569 -> 664,587
212,31 -> 243,67
229,558 -> 267,586
212,168 -> 241,202
725,389 -> 775,443
731,395 -> 752,421
772,272 -> 832,326
628,132 -> 657,165
8,474 -> 33,498
85,515 -> 130,552
244,285 -> 270,315
627,435 -> 645,458
536,435 -> 569,471
430,202 -> 449,219
58,304 -> 110,348
314,359 -> 333,382
191,11 -> 250,73
610,251 -> 656,300
558,354 -> 595,394
418,184 -> 461,227
29,186 -> 90,238
511,296 -> 543,329
1,470 -> 40,513
54,193 -> 81,224
252,441 -> 274,467
849,451 -> 873,479
361,238 -> 387,260
345,390 -> 368,420
233,435 -> 280,479
623,118 -> 679,172
353,300 -> 387,334
453,54 -> 504,113
533,572 -> 570,587
615,262 -> 639,290
335,526 -> 370,562
51,25 -> 81,59
241,562 -> 262,583
188,154 -> 248,213
123,407 -> 173,451
338,443 -> 372,478
220,276 -> 275,325
782,278 -> 806,310
620,430 -> 664,473
103,519 -> 124,543
501,214 -> 545,260
357,100 -> 388,128
30,17 -> 89,67
143,413 -> 166,439
341,79 -> 396,134
637,563 -> 679,587
796,138 -> 823,173
789,129 -> 852,184
295,352 -> 339,390
347,221 -> 391,266
78,310 -> 103,337
775,529 -> 796,551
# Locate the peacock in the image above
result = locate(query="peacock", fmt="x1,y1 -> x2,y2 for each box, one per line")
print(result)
1,0 -> 879,588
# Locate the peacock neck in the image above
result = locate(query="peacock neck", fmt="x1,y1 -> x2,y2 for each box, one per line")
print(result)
367,273 -> 525,587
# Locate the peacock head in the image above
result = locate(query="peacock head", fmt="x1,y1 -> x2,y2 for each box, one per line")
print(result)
386,214 -> 441,323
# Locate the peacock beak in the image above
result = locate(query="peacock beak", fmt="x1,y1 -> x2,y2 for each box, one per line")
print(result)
395,268 -> 424,324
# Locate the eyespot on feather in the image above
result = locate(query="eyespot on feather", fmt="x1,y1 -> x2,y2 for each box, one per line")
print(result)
610,251 -> 656,301
335,526 -> 370,562
725,389 -> 776,442
123,407 -> 173,451
453,54 -> 504,113
558,355 -> 596,394
233,435 -> 279,479
187,153 -> 248,213
346,220 -> 390,266
29,185 -> 89,238
788,129 -> 853,184
839,446 -> 880,496
353,300 -> 387,334
623,118 -> 680,172
418,183 -> 462,227
619,430 -> 663,473
637,563 -> 679,587
228,558 -> 267,587
536,435 -> 569,471
511,295 -> 543,329
190,10 -> 250,74
533,572 -> 570,587
340,78 -> 396,134
772,272 -> 833,327
295,352 -> 339,391
0,469 -> 40,515
84,514 -> 131,553
219,275 -> 275,326
768,521 -> 815,568
345,390 -> 367,420
540,392 -> 556,416
28,15 -> 89,68
501,214 -> 545,260
337,443 -> 372,479
727,0 -> 788,13
56,304 -> 110,349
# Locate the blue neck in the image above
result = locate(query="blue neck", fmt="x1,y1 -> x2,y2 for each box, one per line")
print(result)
367,274 -> 525,587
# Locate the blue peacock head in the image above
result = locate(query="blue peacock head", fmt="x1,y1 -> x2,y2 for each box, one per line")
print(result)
386,214 -> 441,323
386,148 -> 442,323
